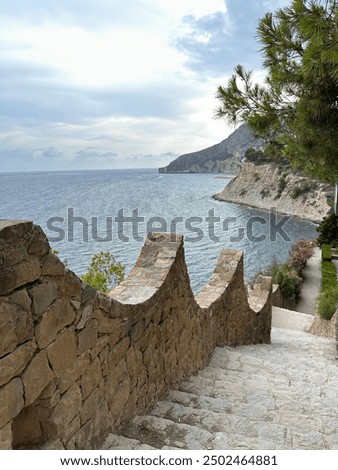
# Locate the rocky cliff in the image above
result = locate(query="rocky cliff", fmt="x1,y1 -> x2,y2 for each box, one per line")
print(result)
214,161 -> 332,223
159,125 -> 263,173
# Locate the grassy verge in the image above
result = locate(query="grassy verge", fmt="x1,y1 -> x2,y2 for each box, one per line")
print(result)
321,244 -> 332,261
317,245 -> 338,320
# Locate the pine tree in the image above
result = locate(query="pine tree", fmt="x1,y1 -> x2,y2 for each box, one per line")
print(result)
215,0 -> 338,187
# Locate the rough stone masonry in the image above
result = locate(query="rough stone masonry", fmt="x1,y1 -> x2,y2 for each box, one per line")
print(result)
0,220 -> 272,449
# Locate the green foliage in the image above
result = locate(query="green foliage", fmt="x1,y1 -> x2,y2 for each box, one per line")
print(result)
317,287 -> 338,320
317,213 -> 338,247
275,174 -> 288,199
321,244 -> 332,261
261,238 -> 315,299
275,265 -> 302,300
245,147 -> 268,164
261,259 -> 284,285
327,197 -> 335,209
82,251 -> 125,294
82,270 -> 110,293
260,188 -> 271,199
279,175 -> 287,188
290,180 -> 316,199
215,0 -> 338,183
317,243 -> 338,320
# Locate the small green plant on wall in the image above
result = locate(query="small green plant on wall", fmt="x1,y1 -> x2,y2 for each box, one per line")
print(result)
82,251 -> 125,293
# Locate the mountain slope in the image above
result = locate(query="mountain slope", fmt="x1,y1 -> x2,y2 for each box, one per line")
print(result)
159,125 -> 263,174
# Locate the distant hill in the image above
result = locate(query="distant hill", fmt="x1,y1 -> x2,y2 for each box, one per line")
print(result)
159,125 -> 263,174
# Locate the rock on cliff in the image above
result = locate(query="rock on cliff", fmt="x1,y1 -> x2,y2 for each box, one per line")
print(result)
159,125 -> 263,173
214,161 -> 332,223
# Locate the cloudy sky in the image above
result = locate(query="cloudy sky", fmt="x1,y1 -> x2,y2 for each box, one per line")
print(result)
0,0 -> 290,172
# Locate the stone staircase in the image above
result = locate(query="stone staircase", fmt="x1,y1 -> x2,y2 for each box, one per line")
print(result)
103,325 -> 338,450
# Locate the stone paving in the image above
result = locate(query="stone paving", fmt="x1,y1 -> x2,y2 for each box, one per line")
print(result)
295,247 -> 322,315
104,327 -> 338,450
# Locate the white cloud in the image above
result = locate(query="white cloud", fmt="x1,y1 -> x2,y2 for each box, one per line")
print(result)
151,0 -> 226,20
0,0 -> 280,172
0,22 -> 183,88
0,0 -> 228,90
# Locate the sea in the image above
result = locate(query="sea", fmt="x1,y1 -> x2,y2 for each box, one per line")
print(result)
0,168 -> 318,292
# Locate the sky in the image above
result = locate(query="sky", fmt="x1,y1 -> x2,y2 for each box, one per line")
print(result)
0,0 -> 290,172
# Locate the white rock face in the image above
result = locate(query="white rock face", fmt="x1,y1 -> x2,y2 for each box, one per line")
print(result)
214,161 -> 332,223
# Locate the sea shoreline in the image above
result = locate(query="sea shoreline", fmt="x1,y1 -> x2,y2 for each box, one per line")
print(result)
213,161 -> 332,225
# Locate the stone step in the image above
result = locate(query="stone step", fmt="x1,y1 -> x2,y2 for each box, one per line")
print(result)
103,328 -> 338,450
149,392 -> 336,446
118,415 -> 214,450
167,389 -> 233,414
149,399 -> 229,433
102,434 -> 156,450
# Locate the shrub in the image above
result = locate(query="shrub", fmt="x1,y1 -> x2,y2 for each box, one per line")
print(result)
274,174 -> 288,199
290,186 -> 302,199
317,213 -> 338,247
260,188 -> 271,199
82,251 -> 125,293
261,259 -> 281,283
275,265 -> 302,300
82,270 -> 111,293
259,239 -> 315,300
290,181 -> 315,199
317,287 -> 338,320
245,147 -> 266,164
327,197 -> 334,209
288,239 -> 316,275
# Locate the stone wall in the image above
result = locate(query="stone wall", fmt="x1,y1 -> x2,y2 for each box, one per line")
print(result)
308,311 -> 337,342
0,220 -> 272,450
272,284 -> 297,310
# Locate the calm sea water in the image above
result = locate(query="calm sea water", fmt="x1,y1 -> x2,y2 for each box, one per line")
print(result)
0,168 -> 317,292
